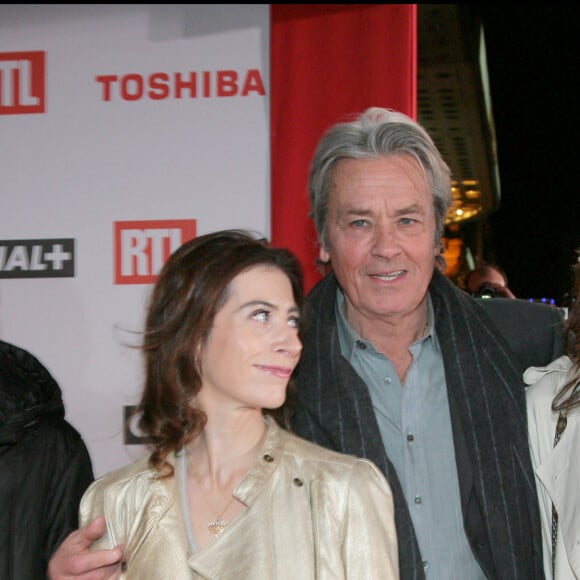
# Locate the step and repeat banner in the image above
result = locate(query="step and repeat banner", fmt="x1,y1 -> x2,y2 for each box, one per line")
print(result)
1,4 -> 415,477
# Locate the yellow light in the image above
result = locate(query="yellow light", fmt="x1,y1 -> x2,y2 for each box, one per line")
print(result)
465,189 -> 480,199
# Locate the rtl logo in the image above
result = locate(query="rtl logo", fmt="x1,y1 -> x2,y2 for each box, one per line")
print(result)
0,51 -> 46,115
114,219 -> 197,285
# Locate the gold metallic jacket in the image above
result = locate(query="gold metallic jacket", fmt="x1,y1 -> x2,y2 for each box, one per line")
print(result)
80,419 -> 399,579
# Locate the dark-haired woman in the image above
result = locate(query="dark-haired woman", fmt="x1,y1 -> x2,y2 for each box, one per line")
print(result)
76,230 -> 399,579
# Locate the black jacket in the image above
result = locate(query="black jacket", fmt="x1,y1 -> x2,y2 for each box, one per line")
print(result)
292,271 -> 564,580
0,340 -> 94,580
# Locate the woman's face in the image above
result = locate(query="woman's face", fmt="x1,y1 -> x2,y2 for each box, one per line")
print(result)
197,265 -> 302,414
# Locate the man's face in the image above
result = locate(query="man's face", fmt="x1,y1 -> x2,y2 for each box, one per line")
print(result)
320,155 -> 437,327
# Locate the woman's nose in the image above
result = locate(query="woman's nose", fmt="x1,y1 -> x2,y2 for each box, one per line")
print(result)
274,327 -> 302,357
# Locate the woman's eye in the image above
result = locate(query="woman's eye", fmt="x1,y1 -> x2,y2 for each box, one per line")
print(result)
251,310 -> 270,323
288,315 -> 301,328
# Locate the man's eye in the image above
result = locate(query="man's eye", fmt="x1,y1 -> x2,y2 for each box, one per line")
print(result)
351,219 -> 369,228
399,217 -> 417,226
251,310 -> 270,323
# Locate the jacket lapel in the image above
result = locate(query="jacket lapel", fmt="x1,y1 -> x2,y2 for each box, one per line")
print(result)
430,270 -> 543,577
536,419 -> 580,574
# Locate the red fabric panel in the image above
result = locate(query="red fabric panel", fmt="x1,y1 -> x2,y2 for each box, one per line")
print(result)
270,4 -> 417,292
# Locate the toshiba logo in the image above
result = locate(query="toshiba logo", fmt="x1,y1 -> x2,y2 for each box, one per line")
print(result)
114,219 -> 197,285
0,51 -> 46,114
95,69 -> 265,102
0,239 -> 74,278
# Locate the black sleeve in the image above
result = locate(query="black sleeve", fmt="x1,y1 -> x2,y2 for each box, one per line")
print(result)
42,418 -> 95,561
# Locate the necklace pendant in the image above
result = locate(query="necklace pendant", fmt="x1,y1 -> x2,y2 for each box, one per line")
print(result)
208,519 -> 228,536
556,414 -> 567,435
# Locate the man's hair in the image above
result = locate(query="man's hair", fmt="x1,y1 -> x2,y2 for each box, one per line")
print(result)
308,107 -> 452,268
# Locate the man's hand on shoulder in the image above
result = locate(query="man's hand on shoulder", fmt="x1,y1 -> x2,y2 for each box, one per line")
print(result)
48,516 -> 123,580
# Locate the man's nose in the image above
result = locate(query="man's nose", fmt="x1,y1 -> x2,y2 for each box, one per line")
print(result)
371,223 -> 401,258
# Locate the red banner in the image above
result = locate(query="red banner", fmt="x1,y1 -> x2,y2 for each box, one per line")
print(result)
270,4 -> 417,291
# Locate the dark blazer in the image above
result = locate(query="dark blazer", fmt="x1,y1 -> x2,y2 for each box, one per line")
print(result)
292,270 -> 564,580
478,297 -> 564,373
0,340 -> 95,580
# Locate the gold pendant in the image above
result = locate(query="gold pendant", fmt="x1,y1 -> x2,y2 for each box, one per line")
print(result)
556,415 -> 567,435
208,519 -> 228,536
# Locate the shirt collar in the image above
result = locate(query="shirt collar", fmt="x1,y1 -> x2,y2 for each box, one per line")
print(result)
335,287 -> 435,360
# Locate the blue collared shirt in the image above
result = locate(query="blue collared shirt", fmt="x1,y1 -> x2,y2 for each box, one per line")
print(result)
335,289 -> 485,579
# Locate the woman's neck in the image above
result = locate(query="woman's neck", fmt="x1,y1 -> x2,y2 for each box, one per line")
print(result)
189,411 -> 266,486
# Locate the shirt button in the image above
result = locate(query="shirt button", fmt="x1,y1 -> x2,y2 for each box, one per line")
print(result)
423,560 -> 429,570
407,433 -> 414,442
384,377 -> 392,384
263,454 -> 274,462
357,341 -> 367,349
414,495 -> 422,506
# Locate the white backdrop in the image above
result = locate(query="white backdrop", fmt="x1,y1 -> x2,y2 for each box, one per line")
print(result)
0,4 -> 270,476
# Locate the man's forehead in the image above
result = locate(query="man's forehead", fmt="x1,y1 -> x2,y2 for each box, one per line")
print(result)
330,156 -> 430,193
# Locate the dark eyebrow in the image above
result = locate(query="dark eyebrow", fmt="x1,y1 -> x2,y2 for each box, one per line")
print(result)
240,300 -> 300,314
240,300 -> 275,310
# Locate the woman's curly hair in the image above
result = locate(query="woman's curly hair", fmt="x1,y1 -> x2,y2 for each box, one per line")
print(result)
133,229 -> 304,476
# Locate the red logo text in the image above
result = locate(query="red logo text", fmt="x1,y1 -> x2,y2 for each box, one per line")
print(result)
96,69 -> 266,102
114,219 -> 197,285
0,51 -> 46,114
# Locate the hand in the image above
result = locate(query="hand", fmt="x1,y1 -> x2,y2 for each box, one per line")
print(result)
48,516 -> 123,580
